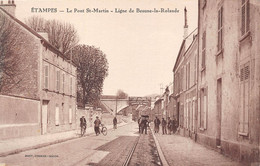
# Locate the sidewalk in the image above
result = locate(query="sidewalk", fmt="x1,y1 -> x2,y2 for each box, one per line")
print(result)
151,127 -> 243,166
0,122 -> 127,157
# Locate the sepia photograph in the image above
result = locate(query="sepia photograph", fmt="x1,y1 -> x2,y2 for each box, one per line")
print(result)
0,0 -> 259,165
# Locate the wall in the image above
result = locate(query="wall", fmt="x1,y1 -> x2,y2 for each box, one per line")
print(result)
0,95 -> 40,139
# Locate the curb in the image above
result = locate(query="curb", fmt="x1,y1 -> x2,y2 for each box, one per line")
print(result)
151,128 -> 169,166
0,122 -> 130,157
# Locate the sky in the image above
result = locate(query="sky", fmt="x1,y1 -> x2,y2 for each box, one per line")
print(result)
14,0 -> 198,96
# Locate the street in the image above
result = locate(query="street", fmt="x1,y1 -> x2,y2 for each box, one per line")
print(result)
0,122 -> 161,166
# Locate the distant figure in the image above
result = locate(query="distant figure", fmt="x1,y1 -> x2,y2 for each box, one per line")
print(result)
113,116 -> 117,129
162,118 -> 167,135
80,116 -> 87,136
154,117 -> 161,133
167,117 -> 174,135
140,117 -> 148,134
94,116 -> 101,136
138,117 -> 141,133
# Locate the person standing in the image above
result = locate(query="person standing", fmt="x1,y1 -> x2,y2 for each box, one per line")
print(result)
162,118 -> 167,135
141,117 -> 148,134
167,117 -> 174,135
94,116 -> 101,136
80,116 -> 87,136
154,117 -> 160,133
113,116 -> 117,129
138,117 -> 141,133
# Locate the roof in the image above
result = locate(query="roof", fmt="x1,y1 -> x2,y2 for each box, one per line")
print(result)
173,28 -> 198,72
0,7 -> 76,67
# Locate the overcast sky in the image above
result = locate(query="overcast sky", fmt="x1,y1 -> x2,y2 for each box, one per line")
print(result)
15,0 -> 198,96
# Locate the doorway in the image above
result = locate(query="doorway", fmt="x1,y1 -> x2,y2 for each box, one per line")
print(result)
42,100 -> 49,134
216,78 -> 222,146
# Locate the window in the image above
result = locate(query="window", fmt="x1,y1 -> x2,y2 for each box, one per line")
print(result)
199,88 -> 207,129
56,70 -> 60,91
44,64 -> 49,89
202,31 -> 206,69
239,63 -> 250,135
55,104 -> 59,126
218,6 -> 223,52
70,77 -> 72,95
241,0 -> 250,36
62,73 -> 65,93
69,106 -> 72,124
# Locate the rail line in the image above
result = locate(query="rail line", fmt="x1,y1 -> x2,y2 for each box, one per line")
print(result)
122,134 -> 140,166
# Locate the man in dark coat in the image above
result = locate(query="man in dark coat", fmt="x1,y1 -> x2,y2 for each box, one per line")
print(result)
140,117 -> 148,134
80,116 -> 87,135
154,117 -> 160,133
138,117 -> 141,133
162,118 -> 167,135
113,116 -> 117,129
94,116 -> 101,135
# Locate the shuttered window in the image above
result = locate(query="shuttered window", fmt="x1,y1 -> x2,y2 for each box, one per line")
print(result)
56,70 -> 60,92
239,63 -> 250,135
69,106 -> 72,124
55,104 -> 59,126
202,31 -> 206,69
199,88 -> 207,129
44,64 -> 49,89
218,6 -> 223,52
62,73 -> 65,93
241,0 -> 250,36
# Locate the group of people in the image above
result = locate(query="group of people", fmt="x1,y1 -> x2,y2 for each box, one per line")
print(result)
138,117 -> 149,134
80,115 -> 102,136
80,115 -> 118,136
154,116 -> 177,135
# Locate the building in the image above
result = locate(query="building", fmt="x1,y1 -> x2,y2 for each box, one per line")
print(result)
197,0 -> 260,163
173,7 -> 198,139
0,1 -> 77,139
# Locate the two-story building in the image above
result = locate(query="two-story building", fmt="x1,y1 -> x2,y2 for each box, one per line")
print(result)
0,1 -> 77,139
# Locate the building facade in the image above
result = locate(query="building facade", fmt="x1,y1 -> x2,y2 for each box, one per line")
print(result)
197,0 -> 260,163
173,31 -> 198,139
0,1 -> 77,139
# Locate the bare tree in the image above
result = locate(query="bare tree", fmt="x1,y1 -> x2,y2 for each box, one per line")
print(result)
0,12 -> 23,92
25,16 -> 79,57
73,45 -> 109,107
116,89 -> 128,99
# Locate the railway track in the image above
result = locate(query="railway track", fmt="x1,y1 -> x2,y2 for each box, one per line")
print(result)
123,128 -> 162,166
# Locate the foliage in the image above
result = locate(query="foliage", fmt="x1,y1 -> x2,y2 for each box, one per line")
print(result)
0,12 -> 23,92
25,16 -> 79,57
116,89 -> 128,99
73,45 -> 109,107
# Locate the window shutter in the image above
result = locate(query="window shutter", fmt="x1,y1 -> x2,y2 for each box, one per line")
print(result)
198,97 -> 201,128
246,0 -> 250,33
203,95 -> 207,129
239,81 -> 244,132
44,65 -> 49,89
69,107 -> 72,124
55,105 -> 59,126
241,2 -> 246,35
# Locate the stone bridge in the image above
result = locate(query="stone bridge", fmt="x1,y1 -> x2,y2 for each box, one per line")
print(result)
100,96 -> 151,117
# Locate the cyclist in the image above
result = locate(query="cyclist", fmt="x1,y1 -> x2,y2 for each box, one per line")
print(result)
80,116 -> 86,136
94,116 -> 101,136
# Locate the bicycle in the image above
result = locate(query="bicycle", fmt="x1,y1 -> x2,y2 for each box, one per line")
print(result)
99,124 -> 107,136
81,125 -> 86,137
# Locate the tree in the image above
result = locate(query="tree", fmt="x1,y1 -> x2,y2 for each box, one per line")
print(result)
116,89 -> 128,99
25,16 -> 79,57
0,12 -> 23,92
73,45 -> 109,107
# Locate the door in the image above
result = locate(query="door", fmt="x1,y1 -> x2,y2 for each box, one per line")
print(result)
42,100 -> 48,134
216,78 -> 222,146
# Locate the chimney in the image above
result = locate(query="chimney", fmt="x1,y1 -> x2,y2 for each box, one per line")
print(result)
0,0 -> 16,17
183,7 -> 189,39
